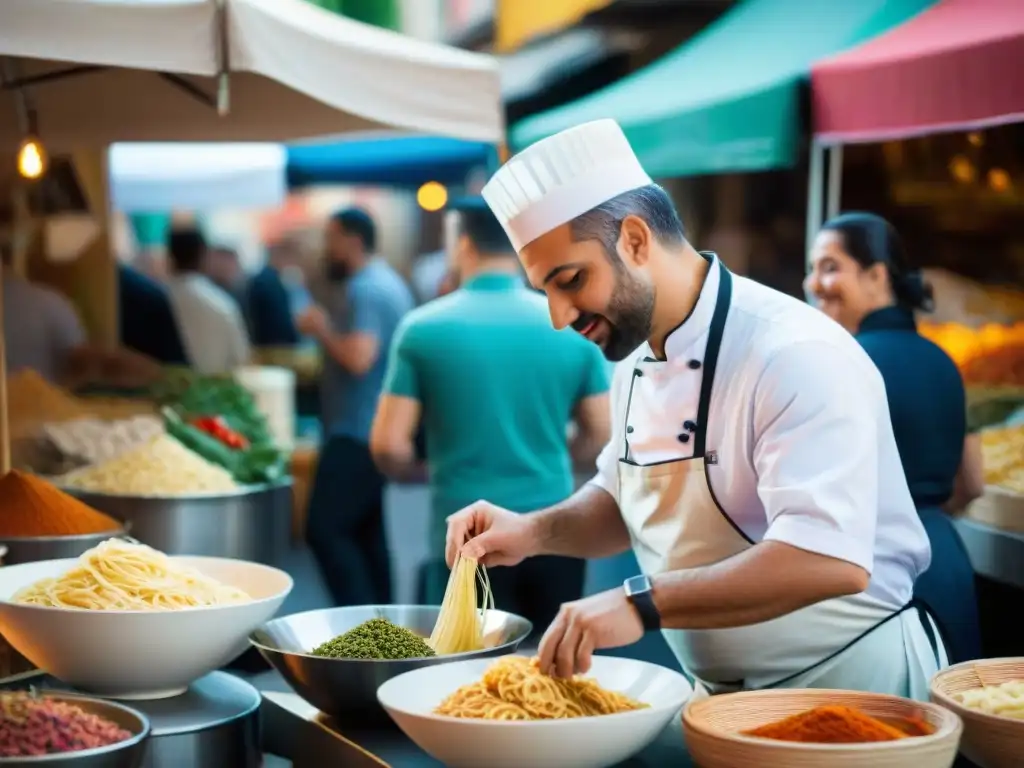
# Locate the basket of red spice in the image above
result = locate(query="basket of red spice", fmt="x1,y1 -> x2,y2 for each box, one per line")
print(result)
683,688 -> 962,768
0,689 -> 149,766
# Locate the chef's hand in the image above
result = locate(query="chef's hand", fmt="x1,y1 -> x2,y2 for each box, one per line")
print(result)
538,588 -> 644,679
296,305 -> 330,338
445,501 -> 540,569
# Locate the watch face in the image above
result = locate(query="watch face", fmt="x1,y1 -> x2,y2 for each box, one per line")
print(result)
624,575 -> 651,597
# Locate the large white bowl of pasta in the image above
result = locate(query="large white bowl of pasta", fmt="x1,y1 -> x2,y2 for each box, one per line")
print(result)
0,538 -> 293,699
377,654 -> 693,768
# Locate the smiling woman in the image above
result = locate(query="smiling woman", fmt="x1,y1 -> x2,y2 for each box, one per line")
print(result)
806,211 -> 984,665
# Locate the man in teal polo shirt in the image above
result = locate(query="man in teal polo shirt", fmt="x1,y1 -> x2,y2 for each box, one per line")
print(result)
370,197 -> 610,635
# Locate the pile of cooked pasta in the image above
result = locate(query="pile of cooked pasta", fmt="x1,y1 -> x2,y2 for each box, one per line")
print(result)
435,656 -> 649,721
59,434 -> 238,495
953,679 -> 1024,719
12,539 -> 251,611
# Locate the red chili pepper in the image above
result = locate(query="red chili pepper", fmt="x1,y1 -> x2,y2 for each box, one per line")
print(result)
191,416 -> 249,450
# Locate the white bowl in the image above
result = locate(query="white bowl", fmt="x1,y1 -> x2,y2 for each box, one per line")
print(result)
377,654 -> 693,768
0,556 -> 293,699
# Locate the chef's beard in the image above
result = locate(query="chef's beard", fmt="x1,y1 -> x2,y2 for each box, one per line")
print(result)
574,268 -> 655,362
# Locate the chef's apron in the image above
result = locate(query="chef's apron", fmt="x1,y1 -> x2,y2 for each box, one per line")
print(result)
616,263 -> 947,699
913,506 -> 983,664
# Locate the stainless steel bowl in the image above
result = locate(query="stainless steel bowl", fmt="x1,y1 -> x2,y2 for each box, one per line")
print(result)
250,605 -> 532,719
0,691 -> 150,766
64,481 -> 292,566
0,532 -> 126,566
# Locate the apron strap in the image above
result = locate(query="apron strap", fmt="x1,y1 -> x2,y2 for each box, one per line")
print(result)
693,256 -> 733,458
753,600 -> 938,691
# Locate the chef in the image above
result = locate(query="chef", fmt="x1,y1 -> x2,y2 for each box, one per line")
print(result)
445,119 -> 948,700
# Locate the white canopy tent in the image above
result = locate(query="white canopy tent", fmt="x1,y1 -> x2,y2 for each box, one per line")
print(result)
0,0 -> 504,149
109,143 -> 287,211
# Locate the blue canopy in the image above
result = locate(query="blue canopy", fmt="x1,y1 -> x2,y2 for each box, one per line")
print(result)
286,136 -> 496,189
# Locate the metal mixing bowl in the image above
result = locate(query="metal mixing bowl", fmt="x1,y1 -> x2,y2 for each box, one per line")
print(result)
250,605 -> 532,719
0,691 -> 150,767
0,532 -> 126,566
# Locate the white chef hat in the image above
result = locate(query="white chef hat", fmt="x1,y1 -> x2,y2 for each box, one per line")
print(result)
482,119 -> 652,252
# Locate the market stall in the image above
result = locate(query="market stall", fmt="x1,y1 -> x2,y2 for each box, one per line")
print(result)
810,0 -> 1024,229
810,0 -> 1024,523
0,4 -> 505,762
507,0 -> 933,176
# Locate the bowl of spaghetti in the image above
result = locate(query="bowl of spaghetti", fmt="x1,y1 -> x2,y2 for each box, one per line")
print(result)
377,654 -> 693,768
0,539 -> 293,699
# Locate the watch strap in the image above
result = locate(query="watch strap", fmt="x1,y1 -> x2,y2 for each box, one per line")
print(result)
623,575 -> 661,632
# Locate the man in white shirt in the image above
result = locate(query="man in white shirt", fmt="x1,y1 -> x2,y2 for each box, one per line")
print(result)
165,227 -> 251,375
445,120 -> 946,700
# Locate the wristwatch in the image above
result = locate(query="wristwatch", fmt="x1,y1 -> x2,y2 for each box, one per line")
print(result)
623,575 -> 661,632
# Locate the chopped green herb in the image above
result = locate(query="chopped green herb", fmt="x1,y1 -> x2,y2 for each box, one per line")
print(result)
311,618 -> 435,660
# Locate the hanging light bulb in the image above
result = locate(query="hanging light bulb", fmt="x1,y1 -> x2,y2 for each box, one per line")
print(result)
17,136 -> 47,180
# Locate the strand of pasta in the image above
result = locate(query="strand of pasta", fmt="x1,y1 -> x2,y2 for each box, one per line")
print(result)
428,554 -> 494,655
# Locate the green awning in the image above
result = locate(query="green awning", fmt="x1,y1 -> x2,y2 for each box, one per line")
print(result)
306,0 -> 400,31
510,0 -> 935,177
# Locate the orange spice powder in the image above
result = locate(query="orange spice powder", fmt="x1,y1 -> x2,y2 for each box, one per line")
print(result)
0,471 -> 121,537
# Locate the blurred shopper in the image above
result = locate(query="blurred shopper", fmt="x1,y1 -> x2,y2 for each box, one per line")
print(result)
410,248 -> 448,304
165,227 -> 251,375
370,197 -> 610,635
299,208 -> 414,607
205,244 -> 247,310
2,246 -> 162,387
247,235 -> 304,348
807,212 -> 983,664
118,261 -> 188,366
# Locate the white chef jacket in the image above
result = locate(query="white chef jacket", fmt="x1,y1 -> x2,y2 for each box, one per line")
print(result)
166,273 -> 251,375
592,259 -> 931,608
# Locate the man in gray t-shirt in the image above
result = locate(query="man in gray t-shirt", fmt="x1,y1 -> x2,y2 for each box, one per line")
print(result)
296,208 -> 413,607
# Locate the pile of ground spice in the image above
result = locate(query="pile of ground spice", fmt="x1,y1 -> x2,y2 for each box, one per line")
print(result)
0,691 -> 132,756
0,470 -> 121,537
744,705 -> 928,743
312,618 -> 436,660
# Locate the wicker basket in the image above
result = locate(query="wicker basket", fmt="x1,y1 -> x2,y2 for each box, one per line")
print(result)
683,688 -> 962,768
930,658 -> 1024,768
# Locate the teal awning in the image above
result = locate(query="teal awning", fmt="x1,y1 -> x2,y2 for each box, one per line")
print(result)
510,0 -> 935,177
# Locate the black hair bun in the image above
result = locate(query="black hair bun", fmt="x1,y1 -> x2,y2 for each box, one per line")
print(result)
898,270 -> 934,313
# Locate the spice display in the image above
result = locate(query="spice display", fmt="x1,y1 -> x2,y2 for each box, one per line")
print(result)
191,416 -> 250,450
156,373 -> 287,484
743,705 -> 933,743
0,691 -> 132,756
980,423 -> 1024,494
60,435 -> 239,496
0,471 -> 121,537
311,618 -> 436,660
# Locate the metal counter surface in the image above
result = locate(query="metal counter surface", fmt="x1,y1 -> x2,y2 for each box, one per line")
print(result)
955,518 -> 1024,591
